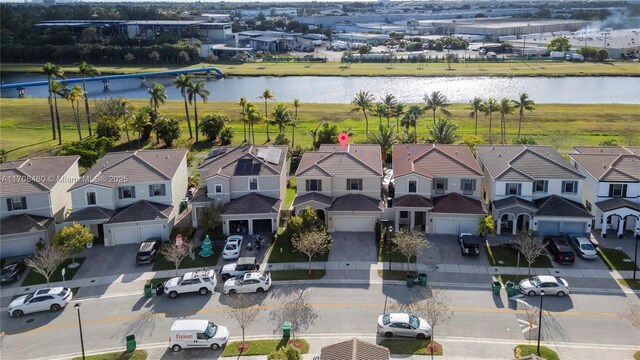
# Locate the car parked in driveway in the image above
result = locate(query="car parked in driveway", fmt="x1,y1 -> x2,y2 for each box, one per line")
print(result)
222,235 -> 243,260
518,275 -> 569,297
458,233 -> 481,256
163,270 -> 217,299
220,257 -> 259,281
543,236 -> 575,264
1,259 -> 27,284
8,287 -> 73,318
223,272 -> 271,294
568,235 -> 598,259
377,313 -> 432,339
136,237 -> 163,264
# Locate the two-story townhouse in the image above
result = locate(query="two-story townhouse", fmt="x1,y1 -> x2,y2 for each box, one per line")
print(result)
569,146 -> 640,238
60,149 -> 188,246
293,144 -> 383,232
0,156 -> 80,257
391,144 -> 486,235
475,145 -> 592,236
193,145 -> 288,235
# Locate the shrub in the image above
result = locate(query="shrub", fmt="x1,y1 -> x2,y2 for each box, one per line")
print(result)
200,114 -> 227,141
95,118 -> 121,141
153,117 -> 181,147
61,136 -> 114,168
219,126 -> 234,145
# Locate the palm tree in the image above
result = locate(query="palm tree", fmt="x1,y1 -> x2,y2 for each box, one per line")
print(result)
423,91 -> 451,126
65,85 -> 85,140
245,103 -> 260,145
291,98 -> 301,148
498,98 -> 515,144
309,121 -> 326,150
272,103 -> 291,135
512,93 -> 536,140
173,74 -> 194,139
239,96 -> 248,143
49,81 -> 66,145
43,62 -> 65,140
148,82 -> 167,120
129,109 -> 151,147
368,123 -> 397,165
372,103 -> 387,125
393,101 -> 405,130
467,97 -> 484,136
349,90 -> 374,136
403,105 -> 424,143
258,89 -> 275,142
188,80 -> 210,142
381,93 -> 397,126
481,98 -> 500,144
78,62 -> 100,137
428,118 -> 460,144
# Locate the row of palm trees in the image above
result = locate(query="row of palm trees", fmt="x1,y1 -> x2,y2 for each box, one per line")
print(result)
237,92 -> 302,147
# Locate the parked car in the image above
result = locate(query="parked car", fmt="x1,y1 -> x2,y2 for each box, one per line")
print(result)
169,319 -> 229,352
568,235 -> 598,259
8,287 -> 73,318
220,257 -> 259,281
163,270 -> 217,299
1,259 -> 27,284
543,236 -> 575,264
518,275 -> 569,297
377,313 -> 432,339
223,272 -> 271,294
136,237 -> 163,264
222,235 -> 243,260
458,233 -> 481,256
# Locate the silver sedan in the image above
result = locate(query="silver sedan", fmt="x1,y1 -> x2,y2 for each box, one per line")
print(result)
518,275 -> 570,297
377,313 -> 432,339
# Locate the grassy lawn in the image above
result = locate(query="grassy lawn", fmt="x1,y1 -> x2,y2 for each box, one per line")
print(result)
21,257 -> 85,287
151,245 -> 223,272
486,245 -> 552,268
514,345 -> 559,360
269,270 -> 326,281
71,350 -> 147,360
1,98 -> 639,162
617,278 -> 640,290
377,270 -> 422,281
377,243 -> 416,263
597,247 -> 640,272
634,350 -> 640,360
267,236 -> 330,263
378,339 -> 443,355
221,339 -> 309,357
282,177 -> 297,211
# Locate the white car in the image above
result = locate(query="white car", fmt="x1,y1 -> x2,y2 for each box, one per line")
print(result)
569,235 -> 598,259
223,272 -> 271,294
518,275 -> 570,297
8,287 -> 73,318
164,270 -> 217,299
222,235 -> 243,260
377,313 -> 432,339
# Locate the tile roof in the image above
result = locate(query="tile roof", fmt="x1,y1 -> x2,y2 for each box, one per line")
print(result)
595,198 -> 640,212
0,156 -> 79,196
534,195 -> 592,218
108,200 -> 174,224
475,145 -> 583,181
293,192 -> 332,207
321,338 -> 390,360
393,194 -> 434,208
71,149 -> 187,190
198,145 -> 287,179
431,192 -> 486,214
63,207 -> 116,223
329,194 -> 383,212
296,145 -> 383,177
0,214 -> 54,236
392,144 -> 482,178
569,152 -> 640,181
573,146 -> 639,155
493,196 -> 537,211
221,193 -> 281,215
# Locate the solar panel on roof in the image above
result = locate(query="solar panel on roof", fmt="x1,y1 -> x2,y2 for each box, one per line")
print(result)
205,147 -> 227,160
265,147 -> 282,165
257,148 -> 268,159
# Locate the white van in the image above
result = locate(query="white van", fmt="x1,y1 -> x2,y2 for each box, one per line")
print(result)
169,319 -> 229,352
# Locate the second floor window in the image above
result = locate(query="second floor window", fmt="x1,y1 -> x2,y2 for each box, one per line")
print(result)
118,186 -> 135,199
562,180 -> 578,194
214,184 -> 223,194
6,197 -> 26,211
249,178 -> 258,190
433,178 -> 447,193
347,178 -> 363,191
506,183 -> 521,195
461,179 -> 477,194
608,184 -> 627,197
408,180 -> 417,193
86,192 -> 96,205
149,184 -> 166,197
533,180 -> 548,193
305,179 -> 322,191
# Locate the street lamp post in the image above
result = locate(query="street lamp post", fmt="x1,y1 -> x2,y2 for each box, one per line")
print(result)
388,226 -> 393,272
74,303 -> 86,360
536,290 -> 545,356
633,234 -> 638,280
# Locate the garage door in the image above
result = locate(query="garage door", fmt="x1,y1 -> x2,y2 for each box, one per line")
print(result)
333,216 -> 375,232
1,236 -> 38,257
110,227 -> 138,245
537,221 -> 560,236
252,219 -> 273,234
433,218 -> 456,234
139,225 -> 163,241
563,222 -> 586,235
458,219 -> 479,234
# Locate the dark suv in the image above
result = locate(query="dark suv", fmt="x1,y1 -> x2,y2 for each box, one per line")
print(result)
543,236 -> 575,264
136,237 -> 163,264
459,233 -> 481,256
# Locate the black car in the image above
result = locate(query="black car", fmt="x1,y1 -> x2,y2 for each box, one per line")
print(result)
1,259 -> 27,284
543,236 -> 575,264
459,233 -> 481,256
136,238 -> 163,264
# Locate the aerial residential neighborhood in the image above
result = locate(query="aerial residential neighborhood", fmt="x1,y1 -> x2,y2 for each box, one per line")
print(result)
0,1 -> 639,360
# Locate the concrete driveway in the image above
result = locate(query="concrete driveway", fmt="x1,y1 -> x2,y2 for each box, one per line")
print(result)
328,232 -> 377,263
73,244 -> 150,280
418,234 -> 489,266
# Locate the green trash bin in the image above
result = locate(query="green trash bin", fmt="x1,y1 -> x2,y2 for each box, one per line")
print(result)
406,274 -> 415,288
144,283 -> 152,298
126,334 -> 136,352
505,281 -> 516,297
419,273 -> 428,287
491,281 -> 502,295
282,321 -> 291,338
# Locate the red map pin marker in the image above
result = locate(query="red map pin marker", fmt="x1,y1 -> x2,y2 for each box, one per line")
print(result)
338,133 -> 349,150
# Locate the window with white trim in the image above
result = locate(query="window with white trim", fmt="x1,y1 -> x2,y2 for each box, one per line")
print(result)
86,191 -> 96,205
305,179 -> 322,191
118,186 -> 135,199
533,180 -> 548,193
214,184 -> 223,194
608,184 -> 627,198
408,180 -> 417,193
461,179 -> 476,194
149,184 -> 166,197
347,179 -> 363,191
249,178 -> 258,191
562,180 -> 578,194
506,183 -> 521,195
433,178 -> 447,194
6,197 -> 26,211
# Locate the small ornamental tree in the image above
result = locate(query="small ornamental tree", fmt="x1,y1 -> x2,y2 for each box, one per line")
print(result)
61,136 -> 114,168
24,246 -> 66,286
226,293 -> 261,343
547,36 -> 570,52
513,230 -> 546,275
95,118 -> 121,141
291,231 -> 332,274
478,215 -> 496,239
52,222 -> 94,264
219,126 -> 234,145
391,228 -> 431,271
162,240 -> 191,275
199,201 -> 224,231
153,116 -> 181,147
200,114 -> 228,141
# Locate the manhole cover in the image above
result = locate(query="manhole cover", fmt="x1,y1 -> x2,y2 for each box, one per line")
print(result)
26,318 -> 35,324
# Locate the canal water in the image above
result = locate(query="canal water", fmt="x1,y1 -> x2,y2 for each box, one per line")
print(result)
1,74 -> 638,104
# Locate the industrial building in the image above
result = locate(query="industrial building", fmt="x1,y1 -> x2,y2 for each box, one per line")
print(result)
453,19 -> 595,41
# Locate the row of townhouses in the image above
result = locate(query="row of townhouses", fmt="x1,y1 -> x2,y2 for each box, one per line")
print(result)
1,145 -> 638,258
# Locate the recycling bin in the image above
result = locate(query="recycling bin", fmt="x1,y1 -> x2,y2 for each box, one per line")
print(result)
282,321 -> 292,338
491,281 -> 502,295
155,283 -> 164,296
419,273 -> 428,287
406,274 -> 415,288
505,281 -> 516,297
144,283 -> 152,298
126,334 -> 136,352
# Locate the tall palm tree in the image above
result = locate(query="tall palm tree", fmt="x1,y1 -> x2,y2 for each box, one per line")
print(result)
309,121 -> 326,150
393,101 -> 405,130
130,108 -> 151,147
78,61 -> 100,137
258,89 -> 275,142
498,98 -> 515,144
272,103 -> 291,135
349,90 -> 374,136
481,98 -> 500,144
512,93 -> 536,140
173,74 -> 194,139
403,105 -> 424,143
372,103 -> 387,125
467,97 -> 484,136
423,91 -> 451,126
428,118 -> 461,144
368,123 -> 397,165
239,96 -> 248,143
43,62 -> 65,140
381,93 -> 397,126
291,98 -> 301,148
148,82 -> 167,120
188,80 -> 210,142
65,85 -> 85,140
245,103 -> 260,145
49,81 -> 66,145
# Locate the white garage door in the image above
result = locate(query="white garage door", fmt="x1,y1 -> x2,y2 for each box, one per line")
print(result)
563,222 -> 586,235
537,221 -> 560,236
139,225 -> 163,241
1,236 -> 38,257
458,219 -> 480,234
110,227 -> 139,245
433,218 -> 456,234
333,216 -> 375,232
